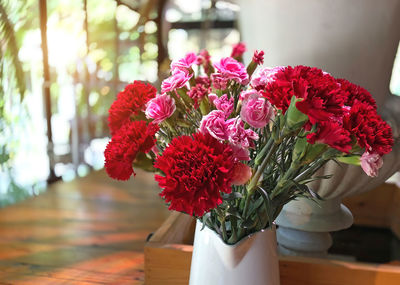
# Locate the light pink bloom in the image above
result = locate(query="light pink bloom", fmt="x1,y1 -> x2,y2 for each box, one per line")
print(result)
226,118 -> 259,149
211,73 -> 229,90
161,70 -> 192,93
209,94 -> 233,118
208,93 -> 218,105
231,42 -> 247,58
241,93 -> 274,128
213,57 -> 249,85
251,66 -> 284,90
145,94 -> 176,124
231,162 -> 252,185
239,89 -> 260,101
171,52 -> 197,74
199,110 -> 227,141
361,152 -> 383,177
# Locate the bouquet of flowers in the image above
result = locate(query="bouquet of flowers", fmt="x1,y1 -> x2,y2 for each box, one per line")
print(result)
104,43 -> 393,245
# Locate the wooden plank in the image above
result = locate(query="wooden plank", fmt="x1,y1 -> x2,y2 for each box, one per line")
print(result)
145,210 -> 400,285
145,242 -> 400,285
0,169 -> 170,284
343,183 -> 400,237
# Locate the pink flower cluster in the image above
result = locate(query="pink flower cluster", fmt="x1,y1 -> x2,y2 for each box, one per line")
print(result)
208,93 -> 233,118
145,94 -> 176,124
251,66 -> 284,91
213,57 -> 249,85
161,53 -> 197,93
240,92 -> 274,128
199,110 -> 259,161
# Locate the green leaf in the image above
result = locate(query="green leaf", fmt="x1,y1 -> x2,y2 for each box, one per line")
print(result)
336,155 -> 361,166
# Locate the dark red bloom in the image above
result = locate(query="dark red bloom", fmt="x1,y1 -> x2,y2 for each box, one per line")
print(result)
343,102 -> 393,155
262,66 -> 347,124
108,81 -> 157,135
104,121 -> 159,180
337,78 -> 377,109
154,133 -> 236,217
307,121 -> 352,153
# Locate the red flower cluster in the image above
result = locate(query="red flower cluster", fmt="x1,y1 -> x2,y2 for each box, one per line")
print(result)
104,121 -> 159,180
154,133 -> 236,216
262,66 -> 346,123
337,78 -> 377,109
343,102 -> 393,155
261,66 -> 393,154
108,81 -> 157,135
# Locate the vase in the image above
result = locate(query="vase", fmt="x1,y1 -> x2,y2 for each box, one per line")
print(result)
189,220 -> 280,285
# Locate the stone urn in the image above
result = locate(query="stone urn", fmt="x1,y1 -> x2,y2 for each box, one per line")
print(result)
238,0 -> 400,256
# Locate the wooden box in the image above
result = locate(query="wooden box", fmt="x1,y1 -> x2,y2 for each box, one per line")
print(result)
145,184 -> 400,285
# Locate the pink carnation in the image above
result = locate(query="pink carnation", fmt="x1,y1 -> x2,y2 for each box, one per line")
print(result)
171,52 -> 197,74
231,42 -> 247,58
241,93 -> 274,128
214,57 -> 249,85
252,50 -> 264,65
209,94 -> 233,118
199,110 -> 228,141
251,66 -> 284,90
188,84 -> 210,102
145,94 -> 176,124
226,118 -> 259,149
196,49 -> 212,74
231,162 -> 252,185
361,152 -> 383,177
240,89 -> 260,101
161,70 -> 192,93
211,73 -> 229,90
196,49 -> 211,65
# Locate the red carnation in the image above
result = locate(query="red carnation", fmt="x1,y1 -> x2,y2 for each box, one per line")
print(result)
262,66 -> 347,124
343,102 -> 393,155
337,78 -> 377,109
154,133 -> 236,217
307,121 -> 352,153
104,121 -> 158,180
108,81 -> 157,135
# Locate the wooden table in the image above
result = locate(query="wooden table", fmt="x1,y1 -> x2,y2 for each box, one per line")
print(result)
0,170 -> 169,284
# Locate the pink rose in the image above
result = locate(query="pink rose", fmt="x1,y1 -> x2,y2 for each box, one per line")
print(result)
240,93 -> 274,128
226,118 -> 259,149
145,94 -> 176,124
199,110 -> 227,141
171,52 -> 197,74
209,94 -> 233,118
213,57 -> 249,85
161,70 -> 192,93
361,152 -> 383,177
231,162 -> 252,185
231,42 -> 247,58
251,66 -> 284,90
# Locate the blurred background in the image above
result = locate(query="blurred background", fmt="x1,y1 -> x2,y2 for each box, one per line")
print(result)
1,0 -> 399,206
